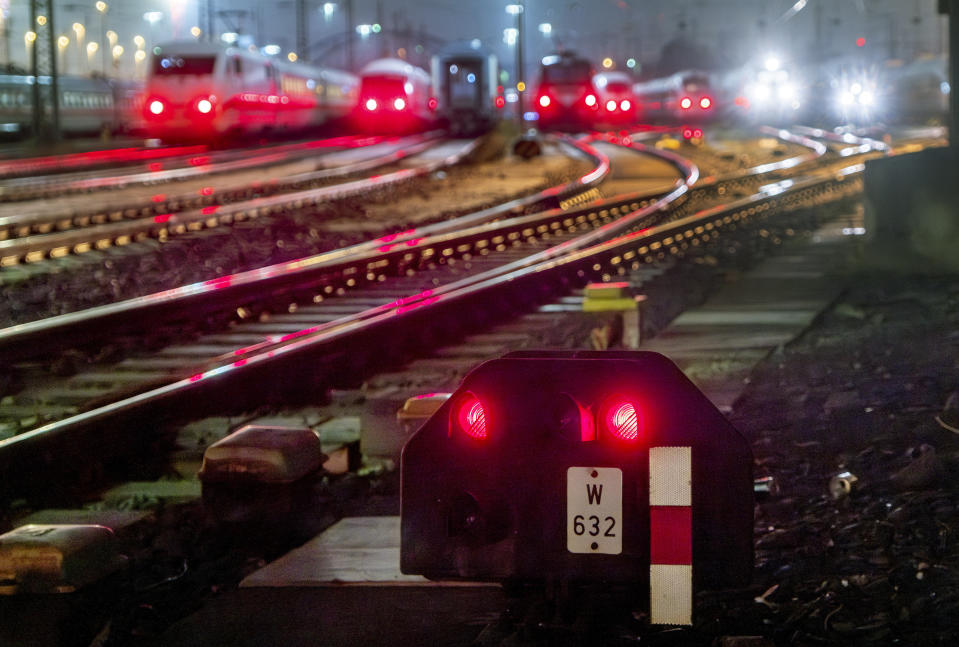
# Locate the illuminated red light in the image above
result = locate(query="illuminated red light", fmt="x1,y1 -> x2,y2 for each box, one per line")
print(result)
683,128 -> 693,139
148,99 -> 165,115
680,97 -> 692,109
200,186 -> 214,196
456,394 -> 488,440
393,97 -> 407,110
428,97 -> 438,110
699,96 -> 712,109
605,400 -> 640,441
693,128 -> 703,138
856,37 -> 866,47
148,162 -> 162,172
365,98 -> 378,111
495,96 -> 505,108
539,95 -> 551,108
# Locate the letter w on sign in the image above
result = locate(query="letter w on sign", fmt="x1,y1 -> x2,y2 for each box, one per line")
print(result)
567,467 -> 622,554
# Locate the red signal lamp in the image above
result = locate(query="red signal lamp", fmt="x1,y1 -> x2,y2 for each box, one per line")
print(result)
699,96 -> 712,110
454,393 -> 488,440
680,96 -> 692,109
603,399 -> 641,441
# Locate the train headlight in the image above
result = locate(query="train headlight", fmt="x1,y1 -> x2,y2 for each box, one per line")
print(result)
393,97 -> 406,111
365,98 -> 378,111
539,95 -> 551,108
699,97 -> 712,110
584,93 -> 597,107
196,98 -> 213,114
838,91 -> 855,107
148,99 -> 165,115
858,90 -> 875,107
680,97 -> 692,110
620,99 -> 631,111
606,99 -> 617,112
777,82 -> 797,103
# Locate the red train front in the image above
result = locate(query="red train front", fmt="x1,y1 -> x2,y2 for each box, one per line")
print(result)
534,52 -> 599,131
354,58 -> 434,133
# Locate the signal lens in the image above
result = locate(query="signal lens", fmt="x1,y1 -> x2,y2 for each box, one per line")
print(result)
680,97 -> 692,109
456,394 -> 488,440
196,98 -> 213,114
495,96 -> 505,108
428,97 -> 438,110
539,95 -> 551,108
620,99 -> 631,111
393,97 -> 407,110
148,99 -> 165,115
605,400 -> 641,441
606,99 -> 616,112
693,128 -> 703,138
700,96 -> 712,109
682,127 -> 693,139
584,93 -> 597,107
365,98 -> 378,111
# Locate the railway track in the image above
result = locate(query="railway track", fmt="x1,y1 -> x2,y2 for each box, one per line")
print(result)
0,134 -> 455,265
0,127 -> 885,502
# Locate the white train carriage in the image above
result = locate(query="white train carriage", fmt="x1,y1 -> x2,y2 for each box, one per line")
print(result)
144,41 -> 358,141
0,73 -> 116,137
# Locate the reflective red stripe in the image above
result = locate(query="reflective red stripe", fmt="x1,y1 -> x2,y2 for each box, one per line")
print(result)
649,506 -> 692,564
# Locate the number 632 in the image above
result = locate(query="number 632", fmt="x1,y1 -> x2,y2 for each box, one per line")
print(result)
572,514 -> 616,537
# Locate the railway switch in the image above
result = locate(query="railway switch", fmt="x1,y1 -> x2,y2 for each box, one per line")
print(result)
400,351 -> 753,625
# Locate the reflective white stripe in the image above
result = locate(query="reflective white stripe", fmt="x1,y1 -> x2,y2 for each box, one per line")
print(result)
649,446 -> 691,506
650,564 -> 692,625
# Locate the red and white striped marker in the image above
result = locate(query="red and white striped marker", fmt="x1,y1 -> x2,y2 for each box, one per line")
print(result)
649,446 -> 692,625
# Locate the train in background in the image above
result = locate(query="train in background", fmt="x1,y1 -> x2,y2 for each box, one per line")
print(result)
0,71 -> 141,138
353,58 -> 433,133
143,40 -> 358,142
591,70 -> 637,125
632,70 -> 716,123
533,51 -> 600,130
430,42 -> 501,136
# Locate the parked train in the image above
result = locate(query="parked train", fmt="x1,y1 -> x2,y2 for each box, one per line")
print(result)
353,58 -> 434,133
143,40 -> 358,142
534,52 -> 600,130
633,70 -> 716,123
0,71 -> 139,138
430,42 -> 501,136
591,70 -> 638,125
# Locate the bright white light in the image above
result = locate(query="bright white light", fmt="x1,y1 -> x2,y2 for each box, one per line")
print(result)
466,73 -> 476,83
262,44 -> 281,56
606,99 -> 616,111
323,2 -> 336,19
859,90 -> 875,106
626,58 -> 636,69
196,99 -> 213,113
470,39 -> 482,49
365,98 -> 378,111
839,91 -> 854,106
143,11 -> 163,25
585,93 -> 597,107
777,82 -> 797,102
539,95 -> 550,107
149,100 -> 164,115
503,28 -> 518,46
941,81 -> 951,95
356,24 -> 372,37
449,64 -> 458,74
850,82 -> 863,95
751,82 -> 771,102
620,99 -> 631,111
506,4 -> 523,15
538,23 -> 552,35
221,32 -> 238,44
505,89 -> 518,103
764,56 -> 781,72
393,97 -> 406,110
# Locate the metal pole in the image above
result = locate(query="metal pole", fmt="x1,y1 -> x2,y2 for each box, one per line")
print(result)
296,0 -> 306,58
346,0 -> 354,70
516,0 -> 524,129
947,0 -> 959,148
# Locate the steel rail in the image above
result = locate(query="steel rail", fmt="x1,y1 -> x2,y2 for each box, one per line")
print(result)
0,135 -> 609,359
0,139 -> 864,498
0,135 -> 439,239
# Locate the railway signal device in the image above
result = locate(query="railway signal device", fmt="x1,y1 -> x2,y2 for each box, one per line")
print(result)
400,350 -> 753,625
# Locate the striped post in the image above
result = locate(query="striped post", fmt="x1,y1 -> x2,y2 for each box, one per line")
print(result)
649,446 -> 693,625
